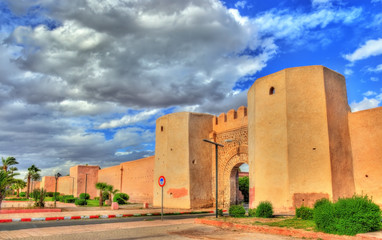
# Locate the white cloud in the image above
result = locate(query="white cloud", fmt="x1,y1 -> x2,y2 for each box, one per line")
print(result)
344,68 -> 353,75
350,97 -> 380,112
234,1 -> 247,9
371,0 -> 382,3
253,7 -> 361,44
98,109 -> 161,129
350,93 -> 382,112
368,64 -> 382,72
363,91 -> 377,96
344,38 -> 382,62
371,77 -> 379,82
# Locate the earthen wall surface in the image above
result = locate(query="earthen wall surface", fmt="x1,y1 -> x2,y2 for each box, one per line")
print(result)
121,156 -> 154,203
57,176 -> 74,195
98,165 -> 121,191
70,165 -> 99,198
41,176 -> 56,192
154,113 -> 192,208
348,107 -> 382,205
323,67 -> 355,200
285,66 -> 333,208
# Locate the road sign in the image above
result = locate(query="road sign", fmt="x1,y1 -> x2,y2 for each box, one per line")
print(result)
158,176 -> 166,187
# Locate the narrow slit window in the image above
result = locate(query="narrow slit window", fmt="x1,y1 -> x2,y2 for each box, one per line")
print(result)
269,87 -> 275,95
161,126 -> 164,132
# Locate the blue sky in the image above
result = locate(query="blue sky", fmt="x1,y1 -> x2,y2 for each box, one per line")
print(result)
0,0 -> 381,177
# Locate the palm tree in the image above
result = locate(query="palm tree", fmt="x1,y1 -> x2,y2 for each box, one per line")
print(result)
95,182 -> 108,207
106,184 -> 119,202
31,172 -> 41,193
9,167 -> 18,174
0,170 -> 18,209
11,179 -> 26,197
25,165 -> 41,198
1,157 -> 18,172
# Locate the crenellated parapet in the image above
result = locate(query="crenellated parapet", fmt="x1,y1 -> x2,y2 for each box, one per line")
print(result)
212,106 -> 248,133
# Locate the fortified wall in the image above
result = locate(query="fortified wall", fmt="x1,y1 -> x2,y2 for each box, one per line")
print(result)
37,65 -> 382,211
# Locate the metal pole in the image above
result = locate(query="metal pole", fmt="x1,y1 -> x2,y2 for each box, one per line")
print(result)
54,178 -> 57,208
161,186 -> 163,221
215,145 -> 218,218
85,174 -> 88,202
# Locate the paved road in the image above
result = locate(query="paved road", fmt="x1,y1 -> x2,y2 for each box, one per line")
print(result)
0,213 -> 212,231
0,218 -> 301,240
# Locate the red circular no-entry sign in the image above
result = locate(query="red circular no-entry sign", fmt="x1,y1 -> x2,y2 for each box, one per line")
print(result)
158,176 -> 166,187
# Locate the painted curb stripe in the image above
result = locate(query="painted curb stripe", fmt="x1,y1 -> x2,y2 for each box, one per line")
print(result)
0,210 -> 213,223
0,219 -> 12,223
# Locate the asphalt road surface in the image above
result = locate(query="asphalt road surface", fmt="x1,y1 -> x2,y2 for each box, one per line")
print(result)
0,214 -> 300,240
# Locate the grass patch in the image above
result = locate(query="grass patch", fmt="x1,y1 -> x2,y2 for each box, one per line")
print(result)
4,198 -> 29,201
82,199 -> 100,207
258,218 -> 316,231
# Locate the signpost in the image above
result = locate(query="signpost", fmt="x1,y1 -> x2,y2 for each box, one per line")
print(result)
158,176 -> 166,221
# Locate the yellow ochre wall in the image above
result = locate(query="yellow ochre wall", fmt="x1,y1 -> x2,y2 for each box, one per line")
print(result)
349,107 -> 382,206
248,66 -> 355,211
153,112 -> 213,209
38,65 -> 382,209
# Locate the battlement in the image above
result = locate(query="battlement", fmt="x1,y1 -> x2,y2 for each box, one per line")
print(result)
212,106 -> 248,133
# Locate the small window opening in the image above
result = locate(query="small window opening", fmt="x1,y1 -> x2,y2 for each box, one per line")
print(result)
313,148 -> 316,150
161,126 -> 164,132
365,174 -> 369,178
269,87 -> 275,95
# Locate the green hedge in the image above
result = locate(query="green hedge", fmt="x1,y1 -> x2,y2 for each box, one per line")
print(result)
75,198 -> 87,206
19,192 -> 26,197
113,193 -> 129,204
59,195 -> 74,202
79,193 -> 90,200
314,195 -> 381,236
248,208 -> 256,217
64,197 -> 76,203
296,206 -> 314,220
255,201 -> 273,218
229,205 -> 246,217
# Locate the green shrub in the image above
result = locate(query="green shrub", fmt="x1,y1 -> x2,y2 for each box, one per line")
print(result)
64,197 -> 76,203
334,195 -> 381,235
314,198 -> 330,209
75,198 -> 87,206
217,209 -> 223,217
248,208 -> 256,217
113,193 -> 129,204
32,188 -> 47,207
229,205 -> 246,217
314,195 -> 381,236
79,193 -> 90,200
19,192 -> 26,197
52,192 -> 60,201
255,201 -> 273,218
94,197 -> 99,200
59,195 -> 74,202
296,206 -> 314,220
46,192 -> 54,197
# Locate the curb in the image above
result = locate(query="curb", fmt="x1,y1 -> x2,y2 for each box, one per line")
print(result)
195,218 -> 382,240
0,210 -> 217,223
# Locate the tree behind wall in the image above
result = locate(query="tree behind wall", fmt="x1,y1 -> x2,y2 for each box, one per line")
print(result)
239,176 -> 249,203
25,165 -> 41,198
